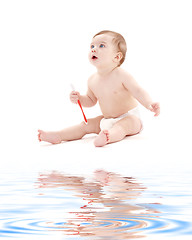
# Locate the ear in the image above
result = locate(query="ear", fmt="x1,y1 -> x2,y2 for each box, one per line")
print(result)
113,52 -> 123,64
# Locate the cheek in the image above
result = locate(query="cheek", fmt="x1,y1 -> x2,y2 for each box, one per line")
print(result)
88,52 -> 92,59
99,51 -> 108,61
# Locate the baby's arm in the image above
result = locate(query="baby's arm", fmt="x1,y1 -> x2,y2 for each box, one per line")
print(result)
123,72 -> 160,116
70,89 -> 97,107
70,77 -> 97,107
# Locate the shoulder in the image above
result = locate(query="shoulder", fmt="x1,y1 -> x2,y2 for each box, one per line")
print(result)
116,68 -> 140,92
88,73 -> 97,81
87,73 -> 98,100
115,67 -> 135,82
87,73 -> 97,86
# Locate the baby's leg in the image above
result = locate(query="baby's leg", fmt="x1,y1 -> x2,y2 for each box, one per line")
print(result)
94,115 -> 142,147
38,115 -> 103,144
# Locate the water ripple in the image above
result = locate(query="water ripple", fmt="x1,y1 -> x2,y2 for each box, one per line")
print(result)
0,170 -> 192,239
1,214 -> 191,239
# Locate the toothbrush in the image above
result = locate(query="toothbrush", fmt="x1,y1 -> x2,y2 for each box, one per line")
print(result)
70,84 -> 88,124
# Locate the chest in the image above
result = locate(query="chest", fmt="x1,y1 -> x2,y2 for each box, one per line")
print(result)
91,77 -> 126,100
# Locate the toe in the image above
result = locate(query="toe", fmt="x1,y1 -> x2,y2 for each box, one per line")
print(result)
38,133 -> 42,141
103,130 -> 109,142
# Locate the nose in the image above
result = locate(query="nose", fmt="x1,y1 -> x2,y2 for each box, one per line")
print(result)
91,46 -> 97,52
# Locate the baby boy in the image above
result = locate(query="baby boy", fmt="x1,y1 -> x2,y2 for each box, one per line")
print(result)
38,30 -> 160,147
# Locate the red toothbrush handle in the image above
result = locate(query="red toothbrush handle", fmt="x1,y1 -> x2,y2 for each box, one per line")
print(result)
77,100 -> 88,124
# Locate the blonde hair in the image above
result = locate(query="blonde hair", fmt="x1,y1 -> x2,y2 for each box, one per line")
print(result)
93,30 -> 127,66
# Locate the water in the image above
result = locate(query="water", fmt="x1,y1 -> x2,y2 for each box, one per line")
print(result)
1,117 -> 191,239
1,169 -> 192,239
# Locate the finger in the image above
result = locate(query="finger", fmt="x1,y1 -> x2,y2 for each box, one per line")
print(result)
71,94 -> 78,100
71,98 -> 78,104
38,134 -> 41,141
154,109 -> 160,116
148,105 -> 153,111
154,103 -> 160,109
71,92 -> 77,96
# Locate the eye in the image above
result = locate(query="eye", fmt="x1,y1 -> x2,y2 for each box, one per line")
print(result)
99,44 -> 105,48
91,45 -> 95,49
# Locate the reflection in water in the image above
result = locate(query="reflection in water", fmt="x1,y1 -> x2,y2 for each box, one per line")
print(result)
37,170 -> 160,239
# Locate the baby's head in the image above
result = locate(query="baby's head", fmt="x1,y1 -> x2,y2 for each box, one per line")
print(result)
92,30 -> 127,66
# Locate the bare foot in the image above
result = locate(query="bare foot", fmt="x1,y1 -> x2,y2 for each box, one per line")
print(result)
38,130 -> 62,144
94,130 -> 109,147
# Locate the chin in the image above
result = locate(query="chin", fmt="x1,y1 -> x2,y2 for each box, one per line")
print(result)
90,60 -> 101,67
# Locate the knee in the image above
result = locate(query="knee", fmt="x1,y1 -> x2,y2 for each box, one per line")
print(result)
117,125 -> 128,137
80,121 -> 87,129
80,120 -> 94,134
80,116 -> 102,134
128,116 -> 142,134
132,116 -> 142,130
117,115 -> 142,135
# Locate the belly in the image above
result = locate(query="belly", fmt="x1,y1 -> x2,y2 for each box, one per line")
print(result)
99,97 -> 138,118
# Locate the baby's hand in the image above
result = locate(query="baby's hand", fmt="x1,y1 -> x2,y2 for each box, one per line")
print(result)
70,91 -> 80,104
149,102 -> 160,117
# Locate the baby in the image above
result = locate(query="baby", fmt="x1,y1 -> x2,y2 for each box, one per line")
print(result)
38,30 -> 160,147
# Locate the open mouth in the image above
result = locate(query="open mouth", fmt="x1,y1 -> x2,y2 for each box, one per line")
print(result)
92,55 -> 98,60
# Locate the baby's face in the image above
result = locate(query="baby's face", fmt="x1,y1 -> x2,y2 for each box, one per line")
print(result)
89,34 -> 118,68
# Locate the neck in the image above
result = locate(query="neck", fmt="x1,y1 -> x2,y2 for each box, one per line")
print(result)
97,65 -> 118,77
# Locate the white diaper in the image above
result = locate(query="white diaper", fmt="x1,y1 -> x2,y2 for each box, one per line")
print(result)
100,106 -> 142,131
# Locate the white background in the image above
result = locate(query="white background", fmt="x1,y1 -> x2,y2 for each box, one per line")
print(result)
0,0 -> 192,174
0,3 -> 192,239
